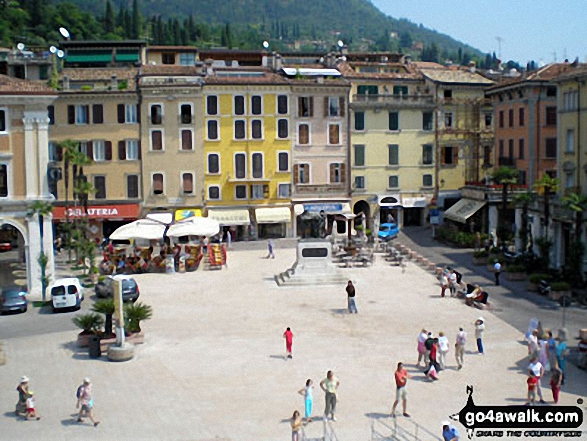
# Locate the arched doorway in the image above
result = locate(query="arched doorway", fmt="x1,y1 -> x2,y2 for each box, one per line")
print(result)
0,221 -> 28,290
353,200 -> 371,229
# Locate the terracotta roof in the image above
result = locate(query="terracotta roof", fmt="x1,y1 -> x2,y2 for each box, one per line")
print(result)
550,64 -> 587,82
487,63 -> 585,91
420,69 -> 494,85
140,65 -> 199,76
60,68 -> 139,91
336,61 -> 422,80
410,61 -> 445,69
0,75 -> 56,95
204,70 -> 289,85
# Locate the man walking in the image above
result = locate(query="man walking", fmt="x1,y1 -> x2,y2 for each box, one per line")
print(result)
391,362 -> 411,418
266,239 -> 275,259
346,280 -> 358,314
455,327 -> 466,369
320,371 -> 340,422
493,260 -> 501,286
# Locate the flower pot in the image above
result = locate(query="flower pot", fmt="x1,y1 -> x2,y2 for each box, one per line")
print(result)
549,290 -> 571,302
472,256 -> 488,265
506,272 -> 527,281
77,333 -> 95,348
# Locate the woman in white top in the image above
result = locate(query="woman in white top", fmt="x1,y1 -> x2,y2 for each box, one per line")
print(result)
438,332 -> 450,370
475,318 -> 485,354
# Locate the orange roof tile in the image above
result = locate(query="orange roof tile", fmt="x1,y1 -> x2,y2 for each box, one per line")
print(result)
0,75 -> 56,95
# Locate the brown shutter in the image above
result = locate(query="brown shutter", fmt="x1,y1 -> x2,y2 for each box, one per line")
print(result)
453,147 -> 459,165
86,141 -> 93,160
329,124 -> 339,144
309,97 -> 314,117
92,104 -> 103,124
440,147 -> 446,165
104,141 -> 112,160
136,104 -> 141,123
181,130 -> 192,150
339,97 -> 345,117
117,104 -> 125,123
118,141 -> 126,160
183,173 -> 193,193
340,163 -> 346,182
137,140 -> 141,159
293,164 -> 299,184
84,106 -> 89,123
324,96 -> 330,117
297,97 -> 303,117
152,131 -> 162,150
56,144 -> 63,161
329,164 -> 335,183
153,174 -> 163,193
67,105 -> 75,124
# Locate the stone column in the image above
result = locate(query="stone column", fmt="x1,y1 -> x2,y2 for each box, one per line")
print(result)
36,118 -> 51,198
43,213 -> 55,286
488,205 -> 498,243
514,207 -> 522,251
25,215 -> 42,297
23,117 -> 38,199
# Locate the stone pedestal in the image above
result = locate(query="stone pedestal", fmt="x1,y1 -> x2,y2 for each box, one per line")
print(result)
107,343 -> 135,362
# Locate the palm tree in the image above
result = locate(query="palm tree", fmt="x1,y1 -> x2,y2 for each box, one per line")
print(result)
562,192 -> 587,281
513,191 -> 536,252
492,166 -> 519,246
124,302 -> 153,334
27,201 -> 54,301
533,174 -> 560,242
92,299 -> 115,337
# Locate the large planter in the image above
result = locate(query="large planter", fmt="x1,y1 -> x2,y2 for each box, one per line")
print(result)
77,333 -> 96,348
473,256 -> 488,265
549,290 -> 571,302
506,272 -> 527,281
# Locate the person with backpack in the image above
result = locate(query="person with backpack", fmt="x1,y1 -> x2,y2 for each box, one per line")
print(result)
76,378 -> 100,427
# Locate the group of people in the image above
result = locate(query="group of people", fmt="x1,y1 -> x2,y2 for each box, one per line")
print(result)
439,267 -> 490,308
15,376 -> 99,427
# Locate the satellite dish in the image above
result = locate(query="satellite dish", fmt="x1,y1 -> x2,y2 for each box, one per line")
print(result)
17,43 -> 25,51
49,46 -> 57,54
337,40 -> 344,48
59,27 -> 70,39
262,41 -> 269,49
57,50 -> 65,58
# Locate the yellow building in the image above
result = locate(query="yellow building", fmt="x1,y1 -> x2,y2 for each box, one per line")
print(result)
202,66 -> 293,239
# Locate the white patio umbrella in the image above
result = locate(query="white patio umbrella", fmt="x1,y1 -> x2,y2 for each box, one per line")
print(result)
109,219 -> 167,241
167,217 -> 220,238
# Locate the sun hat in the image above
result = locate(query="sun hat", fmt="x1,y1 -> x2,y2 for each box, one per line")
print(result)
84,378 -> 91,384
20,376 -> 29,383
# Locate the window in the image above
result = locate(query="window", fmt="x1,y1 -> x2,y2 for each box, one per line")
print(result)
508,109 -> 514,127
180,104 -> 192,124
92,105 -> 103,124
78,141 -> 89,156
93,140 -> 105,162
207,96 -> 218,115
208,153 -> 220,174
545,138 -> 557,158
252,153 -> 263,178
162,53 -> 175,64
127,175 -> 139,198
47,106 -> 54,125
519,107 -> 525,126
484,113 -> 492,128
388,175 -> 399,188
179,52 -> 195,66
328,97 -> 340,117
545,106 -> 557,126
277,119 -> 289,138
73,105 -> 89,124
518,139 -> 525,159
94,176 -> 106,199
151,130 -> 163,151
328,124 -> 340,145
389,112 -> 399,131
251,95 -> 262,115
278,183 -> 291,198
298,96 -> 313,117
234,120 -> 246,139
499,139 -> 504,157
499,111 -> 504,128
357,85 -> 378,95
422,112 -> 433,131
443,89 -> 452,99
181,129 -> 193,150
354,176 -> 365,189
277,95 -> 288,114
423,174 -> 433,187
295,164 -> 310,184
234,95 -> 245,115
354,111 -> 365,131
483,145 -> 491,165
441,146 -> 458,165
0,164 -> 8,197
235,185 -> 247,199
118,104 -> 136,124
566,129 -> 575,153
388,144 -> 399,165
298,123 -> 310,145
565,173 -> 575,190
207,120 -> 219,140
152,174 -> 164,195
251,120 -> 263,139
250,184 -> 268,200
182,173 -> 194,194
354,145 -> 365,167
278,152 -> 289,172
444,112 -> 453,128
48,142 -> 60,162
234,153 -> 246,179
150,104 -> 162,125
394,85 -> 409,95
126,140 -> 139,160
518,170 -> 527,186
208,186 -> 220,200
329,163 -> 345,183
508,139 -> 514,158
422,144 -> 433,165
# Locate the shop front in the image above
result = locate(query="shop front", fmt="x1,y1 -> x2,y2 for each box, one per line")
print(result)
255,207 -> 291,239
377,195 -> 402,226
294,202 -> 352,237
401,197 -> 429,226
206,208 -> 251,241
443,198 -> 486,229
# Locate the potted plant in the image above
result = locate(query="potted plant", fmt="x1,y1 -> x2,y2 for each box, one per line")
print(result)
528,273 -> 549,292
72,313 -> 104,347
472,250 -> 489,265
124,302 -> 153,336
92,299 -> 115,338
505,263 -> 527,281
549,282 -> 571,302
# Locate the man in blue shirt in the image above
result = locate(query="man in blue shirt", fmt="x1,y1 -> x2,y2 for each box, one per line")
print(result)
442,421 -> 459,441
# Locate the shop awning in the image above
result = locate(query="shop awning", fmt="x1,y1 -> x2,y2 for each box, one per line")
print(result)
443,199 -> 486,224
402,197 -> 428,208
207,209 -> 250,226
255,207 -> 291,224
66,54 -> 112,64
167,217 -> 220,238
378,195 -> 401,208
175,208 -> 202,221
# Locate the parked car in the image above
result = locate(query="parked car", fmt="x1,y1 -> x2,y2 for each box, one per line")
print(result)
0,242 -> 12,252
1,286 -> 28,314
50,278 -> 84,312
95,275 -> 140,302
378,223 -> 399,241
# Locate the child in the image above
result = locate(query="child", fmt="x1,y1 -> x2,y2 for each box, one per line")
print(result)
291,410 -> 302,441
25,391 -> 40,420
298,379 -> 314,422
550,360 -> 563,404
526,372 -> 538,405
283,327 -> 293,359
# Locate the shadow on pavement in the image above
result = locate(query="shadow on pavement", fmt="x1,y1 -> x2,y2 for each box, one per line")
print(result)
3,411 -> 24,422
365,412 -> 391,420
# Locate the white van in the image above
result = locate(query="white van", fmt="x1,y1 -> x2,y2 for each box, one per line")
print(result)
50,278 -> 85,312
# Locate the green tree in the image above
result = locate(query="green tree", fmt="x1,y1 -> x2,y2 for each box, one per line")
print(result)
492,166 -> 519,245
104,0 -> 115,33
513,191 -> 535,253
27,201 -> 53,301
92,298 -> 115,337
131,0 -> 141,38
562,192 -> 587,282
533,174 -> 559,241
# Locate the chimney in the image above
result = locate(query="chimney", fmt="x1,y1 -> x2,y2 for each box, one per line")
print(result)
317,76 -> 324,84
205,59 -> 214,76
111,74 -> 118,89
62,75 -> 70,90
469,61 -> 476,73
273,54 -> 283,72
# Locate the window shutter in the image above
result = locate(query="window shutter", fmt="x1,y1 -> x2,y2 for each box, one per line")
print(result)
67,105 -> 75,124
329,164 -> 335,183
105,141 -> 112,160
118,141 -> 126,160
183,173 -> 193,193
56,144 -> 63,161
117,104 -> 125,123
453,147 -> 459,165
293,164 -> 299,184
136,104 -> 141,123
309,97 -> 314,117
86,141 -> 93,160
92,104 -> 103,124
340,163 -> 346,182
339,97 -> 345,117
297,97 -> 303,117
324,97 -> 330,117
137,140 -> 141,159
84,106 -> 89,123
181,130 -> 192,150
441,147 -> 446,165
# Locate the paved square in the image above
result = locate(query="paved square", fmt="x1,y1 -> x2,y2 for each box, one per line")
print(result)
1,244 -> 586,440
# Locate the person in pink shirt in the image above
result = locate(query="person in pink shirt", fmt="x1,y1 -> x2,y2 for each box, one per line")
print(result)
283,327 -> 293,359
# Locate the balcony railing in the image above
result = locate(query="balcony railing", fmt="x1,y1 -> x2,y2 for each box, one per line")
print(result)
352,94 -> 435,108
498,157 -> 516,167
294,184 -> 347,195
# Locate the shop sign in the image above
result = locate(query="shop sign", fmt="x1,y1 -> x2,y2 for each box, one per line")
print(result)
52,204 -> 140,220
303,203 -> 343,213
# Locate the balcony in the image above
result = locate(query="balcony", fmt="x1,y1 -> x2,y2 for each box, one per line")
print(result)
294,184 -> 348,196
497,157 -> 516,167
351,94 -> 435,109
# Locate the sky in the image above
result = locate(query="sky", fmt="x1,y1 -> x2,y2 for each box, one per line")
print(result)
372,0 -> 587,65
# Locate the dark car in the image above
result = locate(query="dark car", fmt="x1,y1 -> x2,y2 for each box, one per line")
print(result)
95,275 -> 140,302
378,222 -> 399,241
1,287 -> 28,314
